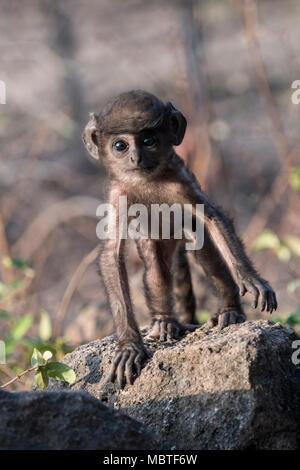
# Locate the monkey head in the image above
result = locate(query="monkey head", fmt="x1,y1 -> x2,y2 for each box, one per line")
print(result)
82,90 -> 187,182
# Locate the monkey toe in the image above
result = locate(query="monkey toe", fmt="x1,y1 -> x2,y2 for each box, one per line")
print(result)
217,310 -> 246,330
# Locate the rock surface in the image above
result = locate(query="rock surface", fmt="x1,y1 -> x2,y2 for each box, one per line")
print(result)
50,320 -> 300,450
0,389 -> 157,450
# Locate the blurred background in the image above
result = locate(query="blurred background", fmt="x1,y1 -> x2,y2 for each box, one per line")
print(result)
0,0 -> 299,389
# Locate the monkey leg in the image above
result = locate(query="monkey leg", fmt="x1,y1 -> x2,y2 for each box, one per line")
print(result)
136,239 -> 197,341
172,243 -> 198,325
193,229 -> 246,330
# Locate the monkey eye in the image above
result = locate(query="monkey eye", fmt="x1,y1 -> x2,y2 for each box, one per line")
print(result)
142,136 -> 156,147
113,140 -> 128,152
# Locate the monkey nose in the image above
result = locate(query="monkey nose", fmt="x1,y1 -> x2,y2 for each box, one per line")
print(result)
130,153 -> 142,166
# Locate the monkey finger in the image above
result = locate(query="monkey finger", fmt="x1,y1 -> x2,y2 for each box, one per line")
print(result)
218,312 -> 230,330
240,284 -> 247,296
237,312 -> 246,323
270,291 -> 277,312
159,321 -> 167,341
272,292 -> 278,311
229,311 -> 239,324
266,291 -> 273,313
167,322 -> 174,340
134,354 -> 143,377
251,286 -> 259,309
260,291 -> 267,312
268,290 -> 277,314
174,323 -> 183,339
245,281 -> 259,308
116,351 -> 130,389
108,351 -> 123,383
148,320 -> 160,339
125,352 -> 136,385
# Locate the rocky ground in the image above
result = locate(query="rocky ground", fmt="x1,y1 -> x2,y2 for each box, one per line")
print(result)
0,388 -> 157,450
46,320 -> 300,450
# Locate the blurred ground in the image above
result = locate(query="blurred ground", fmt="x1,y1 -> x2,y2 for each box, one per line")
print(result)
0,0 -> 299,373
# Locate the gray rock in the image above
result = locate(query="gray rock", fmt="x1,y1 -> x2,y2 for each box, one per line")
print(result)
50,320 -> 300,450
0,389 -> 157,450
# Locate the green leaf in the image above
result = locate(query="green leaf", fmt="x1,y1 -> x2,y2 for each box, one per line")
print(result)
0,309 -> 10,319
197,310 -> 210,323
39,310 -> 52,341
2,257 -> 30,269
34,367 -> 48,390
41,367 -> 49,388
253,230 -> 279,251
286,310 -> 300,327
290,167 -> 300,191
46,362 -> 76,384
9,279 -> 24,290
31,348 -> 44,367
4,337 -> 16,356
271,316 -> 286,326
43,350 -> 53,362
11,314 -> 33,340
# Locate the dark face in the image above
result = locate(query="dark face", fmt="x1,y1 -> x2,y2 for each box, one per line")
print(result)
104,127 -> 173,181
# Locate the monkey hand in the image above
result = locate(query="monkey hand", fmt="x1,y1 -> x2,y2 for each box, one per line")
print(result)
148,315 -> 198,341
109,341 -> 149,389
236,271 -> 278,314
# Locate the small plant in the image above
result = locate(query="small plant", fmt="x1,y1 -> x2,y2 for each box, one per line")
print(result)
272,310 -> 300,329
0,257 -> 74,388
0,348 -> 76,390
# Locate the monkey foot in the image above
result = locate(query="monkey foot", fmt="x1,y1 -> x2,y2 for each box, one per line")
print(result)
208,310 -> 246,331
147,315 -> 198,341
108,342 -> 149,389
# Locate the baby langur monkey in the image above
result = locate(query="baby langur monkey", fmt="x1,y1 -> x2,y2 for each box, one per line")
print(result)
83,90 -> 277,388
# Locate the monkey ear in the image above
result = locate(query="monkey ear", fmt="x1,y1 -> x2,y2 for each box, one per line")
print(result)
82,113 -> 100,160
166,102 -> 187,146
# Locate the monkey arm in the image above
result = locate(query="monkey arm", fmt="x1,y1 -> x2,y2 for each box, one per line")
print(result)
172,154 -> 277,314
197,193 -> 277,313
